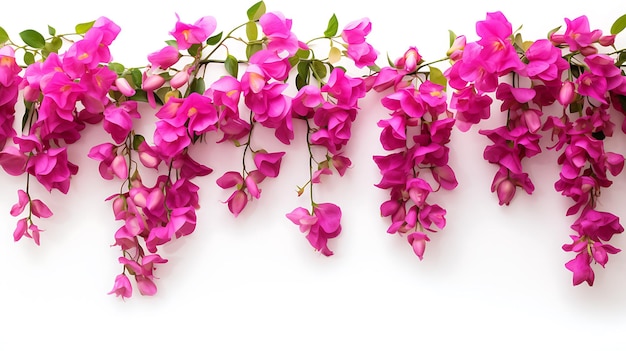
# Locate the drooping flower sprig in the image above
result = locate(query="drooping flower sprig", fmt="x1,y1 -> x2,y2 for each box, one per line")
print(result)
446,12 -> 626,285
103,2 -> 381,296
284,16 -> 375,256
0,18 -> 122,245
372,47 -> 457,259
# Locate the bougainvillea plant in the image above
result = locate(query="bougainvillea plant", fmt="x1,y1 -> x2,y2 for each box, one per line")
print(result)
0,2 -> 624,298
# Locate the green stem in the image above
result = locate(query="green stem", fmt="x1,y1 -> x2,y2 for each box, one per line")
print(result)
305,119 -> 315,207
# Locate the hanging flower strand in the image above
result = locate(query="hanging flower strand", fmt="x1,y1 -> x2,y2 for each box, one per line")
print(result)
0,18 -> 121,245
548,15 -> 626,286
286,15 -> 375,256
373,46 -> 457,259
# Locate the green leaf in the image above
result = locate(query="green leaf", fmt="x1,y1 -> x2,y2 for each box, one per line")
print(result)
324,14 -> 338,38
21,103 -> 31,131
108,62 -> 125,75
246,21 -> 258,41
296,48 -> 310,59
247,1 -> 266,21
288,56 -> 299,68
75,20 -> 95,34
547,25 -> 562,40
190,77 -> 206,94
165,39 -> 178,47
19,30 -> 45,49
246,43 -> 262,59
130,68 -> 142,87
448,30 -> 456,47
0,26 -> 9,44
295,73 -> 307,90
132,134 -> 145,150
386,53 -> 396,68
187,44 -> 201,57
206,31 -> 223,46
129,89 -> 149,103
225,54 -> 238,77
311,60 -> 327,80
23,51 -> 35,65
45,36 -> 63,53
297,61 -> 309,79
611,14 -> 626,35
47,25 -> 56,36
617,51 -> 626,67
429,66 -> 447,91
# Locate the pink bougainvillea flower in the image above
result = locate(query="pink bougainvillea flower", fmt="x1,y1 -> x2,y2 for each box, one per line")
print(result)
407,232 -> 430,260
561,15 -> 602,51
253,151 -> 286,178
216,171 -> 244,189
179,92 -> 218,134
226,190 -> 248,217
331,154 -> 352,176
103,101 -> 140,144
10,189 -> 29,217
148,45 -> 181,69
170,14 -> 217,50
309,203 -> 342,256
341,18 -> 372,44
571,209 -> 623,242
259,12 -> 305,56
287,203 -> 342,256
565,251 -> 595,286
576,72 -> 607,104
153,119 -> 191,160
346,42 -> 378,68
286,207 -> 318,233
524,39 -> 569,82
108,274 -> 132,299
13,218 -> 28,242
395,47 -> 422,73
30,199 -> 53,218
115,77 -> 135,97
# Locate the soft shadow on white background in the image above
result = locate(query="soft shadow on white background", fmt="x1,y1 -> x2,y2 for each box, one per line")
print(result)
1,0 -> 625,350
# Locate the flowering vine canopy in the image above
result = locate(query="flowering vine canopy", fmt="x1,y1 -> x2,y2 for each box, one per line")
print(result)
0,1 -> 625,298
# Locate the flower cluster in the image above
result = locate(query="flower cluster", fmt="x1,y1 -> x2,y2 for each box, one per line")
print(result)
373,47 -> 457,259
447,12 -> 626,285
1,17 -> 121,245
0,5 -> 625,298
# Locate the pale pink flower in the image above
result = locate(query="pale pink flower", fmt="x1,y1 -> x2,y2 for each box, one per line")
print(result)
108,274 -> 132,299
170,14 -> 217,50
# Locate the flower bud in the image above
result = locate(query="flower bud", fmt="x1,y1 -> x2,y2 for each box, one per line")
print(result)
598,35 -> 615,47
558,81 -> 576,105
407,232 -> 430,260
170,70 -> 190,89
446,35 -> 466,61
142,74 -> 165,91
580,45 -> 598,56
115,77 -> 136,97
496,179 -> 516,206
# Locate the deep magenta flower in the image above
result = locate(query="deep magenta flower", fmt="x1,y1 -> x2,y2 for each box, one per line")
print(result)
287,203 -> 342,256
564,252 -> 595,286
103,101 -> 140,144
253,151 -> 286,178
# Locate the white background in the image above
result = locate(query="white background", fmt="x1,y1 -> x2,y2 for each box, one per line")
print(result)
1,0 -> 626,349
